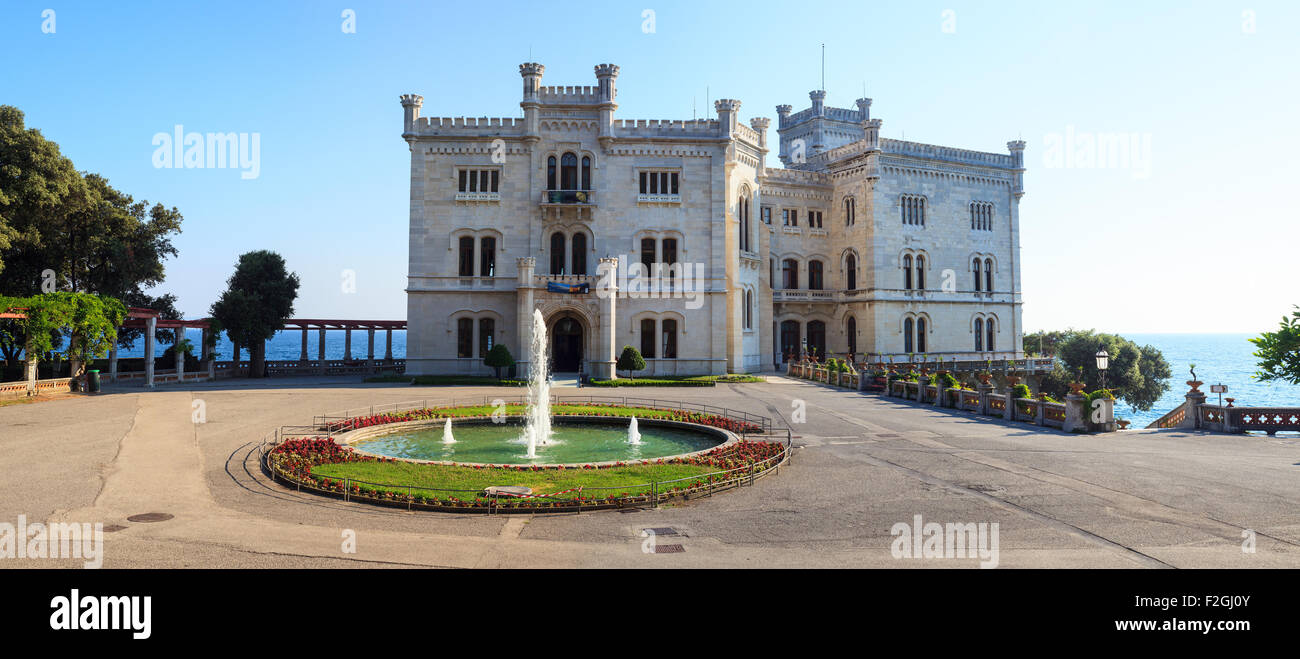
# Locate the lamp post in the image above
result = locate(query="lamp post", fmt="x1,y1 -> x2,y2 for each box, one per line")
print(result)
1095,349 -> 1109,391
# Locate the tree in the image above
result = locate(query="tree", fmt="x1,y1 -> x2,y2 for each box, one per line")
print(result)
616,345 -> 646,378
484,343 -> 515,380
0,107 -> 184,362
209,251 -> 299,378
1036,329 -> 1171,412
1250,306 -> 1300,385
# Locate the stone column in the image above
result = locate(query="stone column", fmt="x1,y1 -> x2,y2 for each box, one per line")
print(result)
175,339 -> 186,382
317,328 -> 326,374
516,257 -> 536,378
344,329 -> 352,361
935,378 -> 947,407
1063,392 -> 1087,433
1180,384 -> 1206,430
978,381 -> 995,415
144,316 -> 157,388
593,257 -> 620,379
300,329 -> 309,362
24,339 -> 37,396
384,328 -> 394,362
109,347 -> 118,383
1003,391 -> 1015,421
367,329 -> 376,372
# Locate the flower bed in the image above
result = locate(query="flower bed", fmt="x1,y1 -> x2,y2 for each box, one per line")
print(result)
266,436 -> 787,512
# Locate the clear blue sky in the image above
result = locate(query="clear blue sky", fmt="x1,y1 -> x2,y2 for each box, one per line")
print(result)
3,0 -> 1297,334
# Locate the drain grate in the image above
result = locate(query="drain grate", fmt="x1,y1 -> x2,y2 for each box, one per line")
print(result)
643,527 -> 682,537
654,544 -> 685,554
101,524 -> 128,533
126,512 -> 174,523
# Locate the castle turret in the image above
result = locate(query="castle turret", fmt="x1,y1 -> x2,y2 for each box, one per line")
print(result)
750,117 -> 771,176
1008,140 -> 1027,198
810,90 -> 826,115
715,99 -> 741,138
594,63 -> 620,143
519,62 -> 545,139
856,97 -> 872,122
400,94 -> 423,136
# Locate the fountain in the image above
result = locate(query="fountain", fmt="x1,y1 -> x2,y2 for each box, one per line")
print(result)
442,417 -> 456,444
628,416 -> 641,445
522,309 -> 552,458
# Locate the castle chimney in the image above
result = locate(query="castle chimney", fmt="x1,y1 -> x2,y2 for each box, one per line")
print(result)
400,94 -> 423,136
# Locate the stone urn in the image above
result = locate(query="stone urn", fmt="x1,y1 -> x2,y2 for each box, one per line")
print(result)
978,373 -> 993,386
1116,420 -> 1131,430
1006,375 -> 1021,386
1068,382 -> 1087,395
1225,398 -> 1235,408
1037,392 -> 1050,401
1187,380 -> 1204,392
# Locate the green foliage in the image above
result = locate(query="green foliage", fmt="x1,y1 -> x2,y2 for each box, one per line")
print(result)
1036,329 -> 1171,412
1011,383 -> 1032,400
1250,306 -> 1300,385
483,343 -> 515,379
209,251 -> 299,377
616,345 -> 646,376
0,292 -> 126,360
939,372 -> 960,389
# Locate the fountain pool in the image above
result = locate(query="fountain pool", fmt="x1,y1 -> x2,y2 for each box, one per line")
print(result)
350,417 -> 725,465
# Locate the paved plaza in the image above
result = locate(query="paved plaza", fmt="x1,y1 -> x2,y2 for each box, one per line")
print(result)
2,376 -> 1298,568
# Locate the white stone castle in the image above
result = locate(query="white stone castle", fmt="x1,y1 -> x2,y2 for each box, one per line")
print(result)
400,63 -> 1026,378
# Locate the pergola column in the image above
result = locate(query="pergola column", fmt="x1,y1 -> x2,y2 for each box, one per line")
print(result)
367,329 -> 375,371
144,316 -> 157,388
300,328 -> 309,362
175,332 -> 186,382
24,338 -> 37,396
317,328 -> 326,374
344,329 -> 352,361
384,328 -> 393,362
109,347 -> 119,383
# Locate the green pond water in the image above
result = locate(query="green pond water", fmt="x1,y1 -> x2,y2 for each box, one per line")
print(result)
352,420 -> 723,464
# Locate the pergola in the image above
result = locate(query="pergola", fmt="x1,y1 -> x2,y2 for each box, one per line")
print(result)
280,319 -> 406,363
114,307 -> 214,387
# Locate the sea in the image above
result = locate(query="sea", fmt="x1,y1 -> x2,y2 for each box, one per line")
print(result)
114,330 -> 1296,427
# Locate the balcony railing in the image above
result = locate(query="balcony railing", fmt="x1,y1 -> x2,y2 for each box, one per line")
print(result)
541,190 -> 595,204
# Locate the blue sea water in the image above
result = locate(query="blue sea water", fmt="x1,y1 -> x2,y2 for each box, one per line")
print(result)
1122,333 -> 1300,428
114,328 -> 407,363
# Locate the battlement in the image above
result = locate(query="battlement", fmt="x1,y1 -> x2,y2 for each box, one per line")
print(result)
412,116 -> 526,133
780,104 -> 866,128
611,118 -> 720,137
538,85 -> 603,104
880,138 -> 1015,168
762,167 -> 831,187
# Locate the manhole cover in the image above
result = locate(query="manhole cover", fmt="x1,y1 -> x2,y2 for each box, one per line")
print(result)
643,527 -> 681,537
101,524 -> 128,533
654,544 -> 685,554
126,512 -> 174,523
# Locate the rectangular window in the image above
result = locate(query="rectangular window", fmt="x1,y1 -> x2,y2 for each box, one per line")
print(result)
458,170 -> 468,192
457,318 -> 473,358
641,238 -> 657,269
640,319 -> 656,359
639,172 -> 647,194
458,236 -> 474,277
809,211 -> 823,228
458,169 -> 500,194
790,210 -> 798,226
782,209 -> 790,226
638,170 -> 680,197
762,206 -> 772,224
478,318 -> 494,358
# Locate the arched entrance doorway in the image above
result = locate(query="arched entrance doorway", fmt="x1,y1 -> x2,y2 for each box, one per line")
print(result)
550,315 -> 584,372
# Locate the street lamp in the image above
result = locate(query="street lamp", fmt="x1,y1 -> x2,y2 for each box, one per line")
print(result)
1095,349 -> 1109,391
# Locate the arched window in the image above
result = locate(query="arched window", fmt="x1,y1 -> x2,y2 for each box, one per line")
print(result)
782,259 -> 798,289
974,318 -> 984,352
738,193 -> 751,253
546,156 -> 557,190
916,317 -> 927,353
903,254 -> 913,290
808,260 -> 824,290
846,316 -> 857,354
807,320 -> 826,358
639,318 -> 656,358
972,258 -> 982,292
986,318 -> 996,353
846,254 -> 857,290
984,258 -> 994,292
662,319 -> 678,359
570,233 -> 587,276
458,236 -> 475,277
550,232 -> 566,275
780,320 -> 800,361
479,236 -> 495,277
662,238 -> 678,289
904,318 -> 914,353
744,290 -> 754,330
581,156 -> 591,190
915,255 -> 925,290
844,197 -> 855,226
457,318 -> 474,358
560,153 -> 578,190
